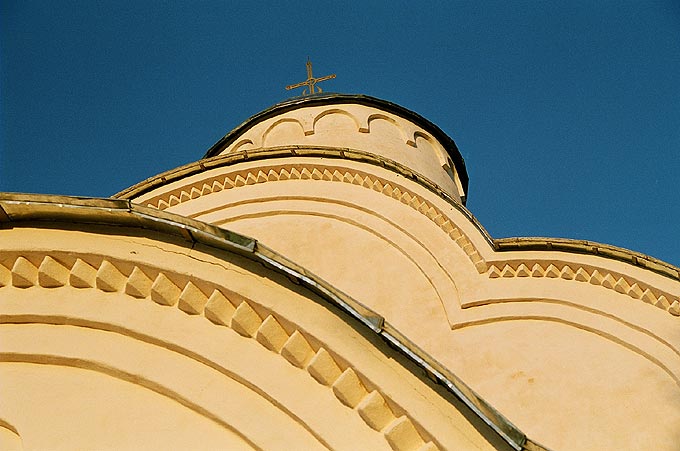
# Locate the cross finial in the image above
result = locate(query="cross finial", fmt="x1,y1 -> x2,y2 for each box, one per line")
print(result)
285,58 -> 336,96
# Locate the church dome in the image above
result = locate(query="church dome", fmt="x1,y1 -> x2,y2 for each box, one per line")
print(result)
204,94 -> 469,204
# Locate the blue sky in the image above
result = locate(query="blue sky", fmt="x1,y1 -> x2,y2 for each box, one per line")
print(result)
1,1 -> 679,266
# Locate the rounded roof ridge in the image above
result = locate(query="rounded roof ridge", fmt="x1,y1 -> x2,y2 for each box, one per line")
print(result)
203,93 -> 469,195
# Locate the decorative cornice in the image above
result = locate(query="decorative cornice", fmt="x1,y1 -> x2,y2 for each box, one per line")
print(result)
487,261 -> 680,317
133,161 -> 487,272
115,146 -> 462,205
0,252 -> 440,451
494,237 -> 680,282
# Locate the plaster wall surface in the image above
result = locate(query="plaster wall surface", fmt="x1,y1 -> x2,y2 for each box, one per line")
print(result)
0,225 -> 505,451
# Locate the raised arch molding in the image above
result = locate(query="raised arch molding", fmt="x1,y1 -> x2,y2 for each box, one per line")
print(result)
312,108 -> 362,132
363,113 -> 402,133
261,118 -> 306,147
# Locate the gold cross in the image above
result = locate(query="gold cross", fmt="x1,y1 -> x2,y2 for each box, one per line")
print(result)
285,58 -> 336,96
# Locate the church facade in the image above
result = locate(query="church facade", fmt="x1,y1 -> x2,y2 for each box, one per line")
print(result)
1,94 -> 679,450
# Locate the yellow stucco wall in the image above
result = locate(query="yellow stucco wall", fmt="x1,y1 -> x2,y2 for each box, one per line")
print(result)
0,223 -> 507,450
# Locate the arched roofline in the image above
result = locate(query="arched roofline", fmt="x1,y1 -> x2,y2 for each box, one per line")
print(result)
115,146 -> 463,204
113,145 -> 680,284
203,93 -> 469,197
0,192 -> 534,451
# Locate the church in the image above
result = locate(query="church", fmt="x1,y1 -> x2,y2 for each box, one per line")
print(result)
1,79 -> 679,450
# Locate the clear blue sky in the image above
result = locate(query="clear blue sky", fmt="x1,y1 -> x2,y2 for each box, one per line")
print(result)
2,1 -> 679,266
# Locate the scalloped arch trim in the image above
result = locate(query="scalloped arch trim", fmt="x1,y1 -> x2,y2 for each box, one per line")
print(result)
262,118 -> 307,147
